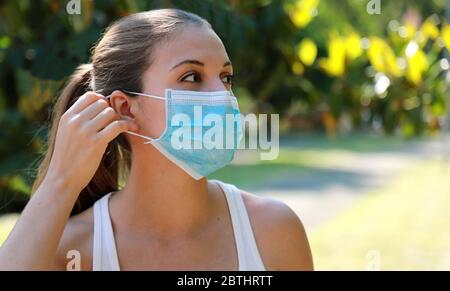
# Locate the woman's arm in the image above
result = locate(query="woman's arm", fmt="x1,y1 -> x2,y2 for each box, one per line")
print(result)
0,174 -> 79,270
0,92 -> 137,270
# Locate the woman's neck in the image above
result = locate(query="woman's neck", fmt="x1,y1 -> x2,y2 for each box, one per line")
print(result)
109,143 -> 216,238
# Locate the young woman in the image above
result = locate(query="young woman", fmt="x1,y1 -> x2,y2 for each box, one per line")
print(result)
0,9 -> 313,271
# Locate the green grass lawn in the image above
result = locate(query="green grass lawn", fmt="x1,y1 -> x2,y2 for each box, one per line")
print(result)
310,159 -> 450,270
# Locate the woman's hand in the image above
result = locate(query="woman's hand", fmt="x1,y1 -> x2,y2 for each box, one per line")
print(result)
0,91 -> 138,270
45,91 -> 138,194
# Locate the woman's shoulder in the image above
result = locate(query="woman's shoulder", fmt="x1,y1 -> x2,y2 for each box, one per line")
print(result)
54,206 -> 94,271
239,188 -> 314,271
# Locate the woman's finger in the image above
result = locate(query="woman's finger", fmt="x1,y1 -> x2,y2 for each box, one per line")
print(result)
97,120 -> 133,143
67,92 -> 106,115
87,107 -> 119,132
79,99 -> 110,120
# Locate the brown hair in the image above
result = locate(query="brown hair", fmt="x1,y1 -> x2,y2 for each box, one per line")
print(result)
31,9 -> 210,215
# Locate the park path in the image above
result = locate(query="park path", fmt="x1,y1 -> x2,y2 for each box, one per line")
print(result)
244,135 -> 450,234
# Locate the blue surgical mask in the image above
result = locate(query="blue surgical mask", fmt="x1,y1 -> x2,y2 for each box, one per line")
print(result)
119,89 -> 243,180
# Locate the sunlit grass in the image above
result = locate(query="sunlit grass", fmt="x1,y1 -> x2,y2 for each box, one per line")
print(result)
0,213 -> 19,246
310,159 -> 450,270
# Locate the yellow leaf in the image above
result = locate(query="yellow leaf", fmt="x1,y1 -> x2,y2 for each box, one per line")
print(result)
367,38 -> 385,72
286,0 -> 320,28
401,22 -> 417,40
298,38 -> 317,66
345,32 -> 362,60
442,23 -> 450,52
367,37 -> 402,77
319,33 -> 346,77
420,16 -> 440,41
406,48 -> 428,85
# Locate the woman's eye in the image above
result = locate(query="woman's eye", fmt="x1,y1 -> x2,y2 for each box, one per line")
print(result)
222,74 -> 234,85
180,72 -> 200,83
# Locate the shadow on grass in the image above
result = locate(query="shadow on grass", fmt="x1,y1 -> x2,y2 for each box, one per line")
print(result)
210,133 -> 435,192
280,132 -> 418,154
210,162 -> 370,193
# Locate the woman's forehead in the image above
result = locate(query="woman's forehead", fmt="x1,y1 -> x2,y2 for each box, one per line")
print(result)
151,26 -> 230,71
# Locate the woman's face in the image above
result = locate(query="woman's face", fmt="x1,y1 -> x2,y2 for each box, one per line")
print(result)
130,24 -> 234,139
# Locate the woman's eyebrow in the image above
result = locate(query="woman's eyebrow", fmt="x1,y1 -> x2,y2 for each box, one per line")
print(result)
170,60 -> 232,71
170,59 -> 204,71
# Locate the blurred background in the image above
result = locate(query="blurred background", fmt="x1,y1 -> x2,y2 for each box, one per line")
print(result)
1,0 -> 450,270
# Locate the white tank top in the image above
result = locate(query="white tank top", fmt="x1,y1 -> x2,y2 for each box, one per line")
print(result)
92,180 -> 266,271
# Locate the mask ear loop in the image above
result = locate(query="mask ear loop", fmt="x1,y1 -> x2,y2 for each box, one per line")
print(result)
122,90 -> 166,100
104,90 -> 166,144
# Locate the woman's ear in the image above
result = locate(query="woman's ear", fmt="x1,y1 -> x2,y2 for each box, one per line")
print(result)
109,90 -> 136,121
